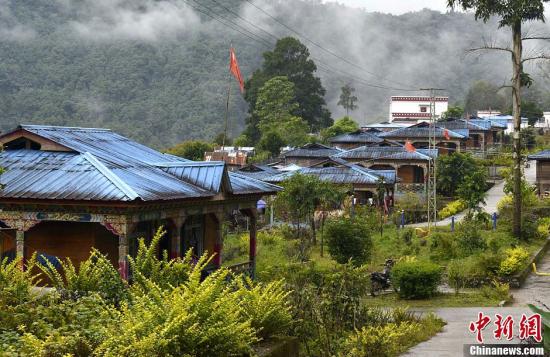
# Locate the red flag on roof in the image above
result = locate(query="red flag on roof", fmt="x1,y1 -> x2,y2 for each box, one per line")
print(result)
443,128 -> 451,140
229,47 -> 244,93
405,141 -> 416,153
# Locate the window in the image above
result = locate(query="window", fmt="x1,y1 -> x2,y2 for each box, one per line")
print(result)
420,106 -> 428,113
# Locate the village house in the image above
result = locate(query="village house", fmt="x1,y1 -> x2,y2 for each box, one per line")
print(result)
528,149 -> 550,197
204,146 -> 255,170
280,143 -> 343,167
265,158 -> 397,206
0,125 -> 280,279
332,145 -> 437,196
328,130 -> 384,150
437,119 -> 504,156
377,122 -> 467,155
389,96 -> 448,123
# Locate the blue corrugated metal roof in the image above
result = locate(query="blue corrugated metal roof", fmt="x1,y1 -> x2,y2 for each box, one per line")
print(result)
265,165 -> 395,185
20,124 -> 186,166
528,150 -> 550,160
281,143 -> 342,158
237,164 -> 281,181
438,119 -> 489,131
333,146 -> 436,161
0,125 -> 281,201
379,123 -> 466,139
329,131 -> 383,144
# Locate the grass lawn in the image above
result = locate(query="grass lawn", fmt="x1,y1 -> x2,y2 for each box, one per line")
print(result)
365,291 -> 503,309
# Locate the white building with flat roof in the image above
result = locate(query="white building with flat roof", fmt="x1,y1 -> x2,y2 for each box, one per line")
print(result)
389,96 -> 448,123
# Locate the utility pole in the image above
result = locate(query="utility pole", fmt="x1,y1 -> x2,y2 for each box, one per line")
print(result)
420,88 -> 445,232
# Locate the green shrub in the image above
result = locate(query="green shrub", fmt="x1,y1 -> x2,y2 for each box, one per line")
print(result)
480,280 -> 511,302
98,265 -> 258,356
392,261 -> 442,299
38,249 -> 127,305
438,200 -> 466,219
456,220 -> 486,256
340,313 -> 444,357
324,217 -> 372,266
429,232 -> 458,261
537,217 -> 550,237
235,278 -> 292,339
447,255 -> 494,293
129,227 -> 196,290
401,228 -> 415,245
498,247 -> 530,276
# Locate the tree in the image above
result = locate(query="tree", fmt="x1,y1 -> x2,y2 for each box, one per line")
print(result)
257,131 -> 285,157
337,84 -> 358,116
440,106 -> 464,121
437,152 -> 481,197
324,217 -> 372,266
254,76 -> 309,148
213,133 -> 232,147
243,37 -> 332,142
505,101 -> 543,126
520,127 -> 537,151
275,174 -> 346,248
456,168 -> 488,215
448,0 -> 549,237
464,81 -> 506,115
320,116 -> 359,142
166,140 -> 214,161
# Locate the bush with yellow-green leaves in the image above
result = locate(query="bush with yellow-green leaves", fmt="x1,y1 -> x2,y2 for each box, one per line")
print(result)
0,229 -> 293,356
498,247 -> 530,276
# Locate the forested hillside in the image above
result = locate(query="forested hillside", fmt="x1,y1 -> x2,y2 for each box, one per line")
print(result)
0,0 -> 548,148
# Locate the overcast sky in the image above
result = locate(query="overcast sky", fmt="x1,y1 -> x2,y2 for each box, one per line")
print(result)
323,0 -> 449,14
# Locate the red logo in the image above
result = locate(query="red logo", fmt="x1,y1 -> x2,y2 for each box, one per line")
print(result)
469,312 -> 542,343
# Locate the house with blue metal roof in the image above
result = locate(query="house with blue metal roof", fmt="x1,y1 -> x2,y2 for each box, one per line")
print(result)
528,149 -> 550,197
333,145 -> 437,196
264,157 -> 397,207
328,130 -> 384,150
0,125 -> 280,279
378,122 -> 468,155
437,119 -> 505,156
280,143 -> 343,167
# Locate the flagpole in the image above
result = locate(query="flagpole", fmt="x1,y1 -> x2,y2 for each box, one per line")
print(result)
221,79 -> 231,153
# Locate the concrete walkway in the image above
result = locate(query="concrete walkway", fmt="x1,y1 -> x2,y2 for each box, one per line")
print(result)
406,162 -> 537,229
511,247 -> 550,308
404,307 -> 533,356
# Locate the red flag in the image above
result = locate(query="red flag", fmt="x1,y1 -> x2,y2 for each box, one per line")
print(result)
404,141 -> 416,153
229,47 -> 244,93
443,128 -> 451,140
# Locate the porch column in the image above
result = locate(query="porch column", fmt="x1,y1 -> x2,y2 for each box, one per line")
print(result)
118,233 -> 129,280
213,212 -> 224,268
170,216 -> 186,259
16,230 -> 24,270
248,209 -> 257,280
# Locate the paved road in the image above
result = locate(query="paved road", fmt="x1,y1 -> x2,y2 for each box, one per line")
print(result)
404,307 -> 534,357
406,162 -> 537,228
511,245 -> 550,308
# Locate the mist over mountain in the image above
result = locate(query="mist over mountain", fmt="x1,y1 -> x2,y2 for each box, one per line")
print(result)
0,0 -> 548,148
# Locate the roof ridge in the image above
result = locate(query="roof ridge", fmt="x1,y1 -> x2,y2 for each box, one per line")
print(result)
82,152 -> 140,200
20,124 -> 112,131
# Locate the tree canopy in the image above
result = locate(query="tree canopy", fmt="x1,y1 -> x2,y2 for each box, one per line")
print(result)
337,84 -> 358,116
166,140 -> 214,161
321,116 -> 359,142
243,37 -> 332,144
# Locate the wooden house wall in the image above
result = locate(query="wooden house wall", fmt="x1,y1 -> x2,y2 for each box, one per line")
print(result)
25,221 -> 118,266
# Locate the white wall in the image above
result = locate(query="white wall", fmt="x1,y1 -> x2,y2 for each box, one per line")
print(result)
389,97 -> 448,122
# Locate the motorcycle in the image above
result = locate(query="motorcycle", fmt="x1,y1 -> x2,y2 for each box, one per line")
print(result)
370,259 -> 395,297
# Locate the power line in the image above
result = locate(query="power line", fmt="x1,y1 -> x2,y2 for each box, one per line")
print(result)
183,0 -> 420,93
242,0 -> 418,89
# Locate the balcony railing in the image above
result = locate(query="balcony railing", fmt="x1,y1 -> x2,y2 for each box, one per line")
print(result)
396,183 -> 426,196
227,261 -> 253,277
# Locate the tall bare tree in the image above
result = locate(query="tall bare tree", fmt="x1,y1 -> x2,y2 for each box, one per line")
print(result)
447,0 -> 549,237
